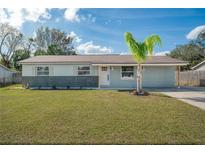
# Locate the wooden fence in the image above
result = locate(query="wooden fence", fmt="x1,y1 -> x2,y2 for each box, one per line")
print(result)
178,70 -> 205,87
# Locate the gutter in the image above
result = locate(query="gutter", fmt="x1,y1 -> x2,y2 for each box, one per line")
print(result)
92,63 -> 188,66
18,62 -> 188,66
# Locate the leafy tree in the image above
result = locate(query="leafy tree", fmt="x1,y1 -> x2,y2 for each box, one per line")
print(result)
47,44 -> 64,55
12,37 -> 35,70
13,49 -> 30,71
169,27 -> 205,70
34,49 -> 47,56
168,43 -> 205,70
0,23 -> 23,68
22,38 -> 35,54
124,32 -> 162,94
191,30 -> 205,48
35,26 -> 49,50
34,26 -> 76,55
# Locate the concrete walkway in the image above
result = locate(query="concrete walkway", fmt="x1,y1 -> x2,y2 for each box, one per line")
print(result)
146,87 -> 205,110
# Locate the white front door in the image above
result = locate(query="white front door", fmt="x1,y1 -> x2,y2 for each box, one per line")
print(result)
100,66 -> 110,85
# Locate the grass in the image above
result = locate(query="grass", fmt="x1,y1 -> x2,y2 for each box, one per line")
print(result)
0,85 -> 205,144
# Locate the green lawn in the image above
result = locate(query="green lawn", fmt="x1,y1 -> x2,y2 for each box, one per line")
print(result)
0,85 -> 205,144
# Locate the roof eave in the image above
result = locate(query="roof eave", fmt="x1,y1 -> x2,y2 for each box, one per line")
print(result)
191,61 -> 205,70
92,63 -> 188,66
0,64 -> 17,72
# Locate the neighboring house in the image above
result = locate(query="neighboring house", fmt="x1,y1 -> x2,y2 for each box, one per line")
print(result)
19,55 -> 187,89
0,64 -> 15,85
191,60 -> 205,71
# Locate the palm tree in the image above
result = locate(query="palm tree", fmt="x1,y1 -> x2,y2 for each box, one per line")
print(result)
124,32 -> 162,94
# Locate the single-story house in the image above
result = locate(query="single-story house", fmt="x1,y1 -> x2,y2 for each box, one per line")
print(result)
191,60 -> 205,71
19,55 -> 187,89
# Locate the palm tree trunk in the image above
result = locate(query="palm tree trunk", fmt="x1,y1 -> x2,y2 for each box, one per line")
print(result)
139,64 -> 142,90
136,63 -> 140,93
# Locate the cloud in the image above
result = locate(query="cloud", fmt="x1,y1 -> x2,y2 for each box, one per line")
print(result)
77,41 -> 112,55
67,31 -> 82,43
64,9 -> 96,23
154,51 -> 170,56
120,51 -> 170,56
0,8 -> 24,28
120,51 -> 130,55
0,8 -> 51,29
85,13 -> 96,23
186,25 -> 205,40
64,8 -> 80,23
24,8 -> 51,22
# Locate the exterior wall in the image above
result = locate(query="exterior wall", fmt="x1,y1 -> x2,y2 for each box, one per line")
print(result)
22,76 -> 98,88
100,66 -> 176,88
22,64 -> 98,88
22,64 -> 176,88
100,66 -> 137,88
52,65 -> 74,76
22,65 -> 35,76
195,63 -> 205,71
142,66 -> 176,87
22,64 -> 98,76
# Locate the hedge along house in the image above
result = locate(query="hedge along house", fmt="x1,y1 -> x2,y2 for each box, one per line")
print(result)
19,55 -> 187,89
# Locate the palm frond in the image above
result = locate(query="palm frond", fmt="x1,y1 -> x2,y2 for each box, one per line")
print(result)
124,32 -> 147,63
144,35 -> 162,56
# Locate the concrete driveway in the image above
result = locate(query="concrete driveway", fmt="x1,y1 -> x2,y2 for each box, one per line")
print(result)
146,87 -> 205,110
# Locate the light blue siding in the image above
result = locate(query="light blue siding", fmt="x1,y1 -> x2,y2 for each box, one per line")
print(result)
100,66 -> 137,88
100,66 -> 176,88
92,66 -> 98,76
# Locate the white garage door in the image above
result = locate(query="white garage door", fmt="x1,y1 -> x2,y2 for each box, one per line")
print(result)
142,66 -> 176,87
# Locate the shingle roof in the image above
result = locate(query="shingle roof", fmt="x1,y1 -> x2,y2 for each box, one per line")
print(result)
19,55 -> 187,65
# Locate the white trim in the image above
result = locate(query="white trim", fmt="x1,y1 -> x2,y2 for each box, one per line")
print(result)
0,64 -> 17,73
36,66 -> 50,76
99,66 -> 110,86
120,66 -> 134,80
121,77 -> 134,80
20,62 -> 91,65
20,63 -> 188,66
191,60 -> 205,70
98,66 -> 100,88
77,65 -> 91,76
92,63 -> 188,66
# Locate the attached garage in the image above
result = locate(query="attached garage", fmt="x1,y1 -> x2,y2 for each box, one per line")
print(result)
142,66 -> 176,87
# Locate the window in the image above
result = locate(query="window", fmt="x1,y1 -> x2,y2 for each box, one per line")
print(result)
121,66 -> 134,79
36,66 -> 49,76
78,66 -> 90,75
101,67 -> 107,71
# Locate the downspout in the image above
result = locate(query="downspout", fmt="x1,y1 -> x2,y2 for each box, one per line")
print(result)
136,63 -> 140,93
177,66 -> 181,88
98,66 -> 100,89
140,64 -> 142,90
